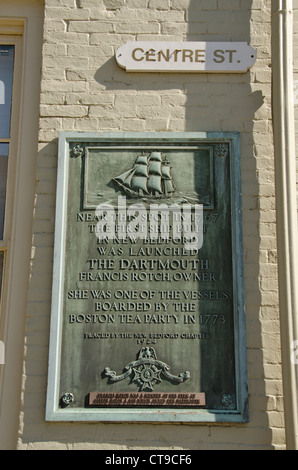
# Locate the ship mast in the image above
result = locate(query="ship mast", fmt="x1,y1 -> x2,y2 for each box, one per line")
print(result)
113,151 -> 175,199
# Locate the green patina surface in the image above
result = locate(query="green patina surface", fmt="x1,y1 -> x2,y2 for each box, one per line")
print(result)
47,132 -> 247,422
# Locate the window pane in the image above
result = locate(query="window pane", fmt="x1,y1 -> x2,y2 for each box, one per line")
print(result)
0,45 -> 15,138
0,252 -> 3,302
0,143 -> 9,239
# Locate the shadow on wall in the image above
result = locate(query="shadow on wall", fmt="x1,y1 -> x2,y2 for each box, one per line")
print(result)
187,0 -> 273,448
185,1 -> 271,444
94,2 -> 264,133
22,0 -> 273,451
185,0 -> 262,131
91,0 -> 271,446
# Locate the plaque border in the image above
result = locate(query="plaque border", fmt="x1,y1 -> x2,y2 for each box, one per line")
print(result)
83,144 -> 215,210
46,131 -> 248,423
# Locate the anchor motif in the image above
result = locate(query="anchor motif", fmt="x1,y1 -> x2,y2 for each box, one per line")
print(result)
104,347 -> 190,391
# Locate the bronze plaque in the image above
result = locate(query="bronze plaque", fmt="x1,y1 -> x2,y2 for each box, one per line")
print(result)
46,132 -> 248,423
89,392 -> 206,407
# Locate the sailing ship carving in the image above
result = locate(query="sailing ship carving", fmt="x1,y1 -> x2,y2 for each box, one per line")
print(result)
113,152 -> 175,199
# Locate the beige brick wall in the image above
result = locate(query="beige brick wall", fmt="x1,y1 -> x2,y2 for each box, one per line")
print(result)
18,0 -> 285,449
294,0 -> 298,207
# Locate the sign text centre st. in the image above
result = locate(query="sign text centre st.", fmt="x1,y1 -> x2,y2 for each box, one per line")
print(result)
116,41 -> 257,73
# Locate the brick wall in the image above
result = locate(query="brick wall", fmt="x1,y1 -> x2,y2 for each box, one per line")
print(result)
18,0 -> 285,449
294,0 -> 298,207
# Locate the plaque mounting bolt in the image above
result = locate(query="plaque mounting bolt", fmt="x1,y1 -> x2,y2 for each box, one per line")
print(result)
215,143 -> 229,158
71,144 -> 84,158
221,393 -> 233,406
61,392 -> 74,405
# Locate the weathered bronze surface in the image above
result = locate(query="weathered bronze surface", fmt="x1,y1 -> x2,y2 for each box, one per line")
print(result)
48,133 -> 247,422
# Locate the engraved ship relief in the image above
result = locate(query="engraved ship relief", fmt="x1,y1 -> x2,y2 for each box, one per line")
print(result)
104,347 -> 190,392
113,152 -> 175,199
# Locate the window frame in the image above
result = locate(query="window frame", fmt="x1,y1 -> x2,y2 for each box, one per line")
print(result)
0,35 -> 23,345
0,5 -> 43,449
0,35 -> 23,247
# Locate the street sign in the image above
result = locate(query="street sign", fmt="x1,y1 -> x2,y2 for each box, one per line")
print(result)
116,41 -> 257,73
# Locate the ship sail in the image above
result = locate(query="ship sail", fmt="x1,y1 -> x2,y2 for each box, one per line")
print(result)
163,179 -> 175,194
134,155 -> 149,178
149,161 -> 162,175
131,175 -> 148,194
135,155 -> 148,165
148,175 -> 162,194
113,152 -> 175,198
161,161 -> 175,194
114,168 -> 134,186
150,152 -> 162,162
161,165 -> 171,179
131,153 -> 149,193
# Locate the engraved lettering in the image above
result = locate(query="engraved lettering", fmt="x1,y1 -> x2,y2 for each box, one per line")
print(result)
132,48 -> 144,61
145,49 -> 156,61
182,49 -> 193,62
226,49 -> 237,63
55,137 -> 245,416
157,49 -> 170,62
89,392 -> 206,407
213,49 -> 225,63
68,290 -> 88,299
195,49 -> 205,63
174,49 -> 181,61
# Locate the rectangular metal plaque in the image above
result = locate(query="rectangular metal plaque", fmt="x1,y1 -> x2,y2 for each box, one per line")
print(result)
88,392 -> 206,407
46,132 -> 248,423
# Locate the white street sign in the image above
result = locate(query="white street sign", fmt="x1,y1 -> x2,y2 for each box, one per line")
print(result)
116,41 -> 257,73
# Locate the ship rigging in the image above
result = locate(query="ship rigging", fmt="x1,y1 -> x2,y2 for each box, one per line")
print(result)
113,151 -> 175,198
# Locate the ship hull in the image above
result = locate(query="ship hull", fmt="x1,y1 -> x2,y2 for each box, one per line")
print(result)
113,180 -> 174,200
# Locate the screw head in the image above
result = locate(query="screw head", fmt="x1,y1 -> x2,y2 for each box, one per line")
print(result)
62,393 -> 74,405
